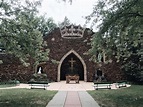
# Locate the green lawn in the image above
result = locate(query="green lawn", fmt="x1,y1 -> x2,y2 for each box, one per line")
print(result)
0,88 -> 57,107
0,84 -> 16,88
88,85 -> 143,107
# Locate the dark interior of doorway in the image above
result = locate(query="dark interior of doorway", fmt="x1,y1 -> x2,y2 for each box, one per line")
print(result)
60,53 -> 84,80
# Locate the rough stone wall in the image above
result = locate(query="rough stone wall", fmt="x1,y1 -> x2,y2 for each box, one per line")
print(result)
42,28 -> 96,81
42,28 -> 124,82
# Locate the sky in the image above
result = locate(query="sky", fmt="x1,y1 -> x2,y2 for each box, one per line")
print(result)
38,0 -> 96,28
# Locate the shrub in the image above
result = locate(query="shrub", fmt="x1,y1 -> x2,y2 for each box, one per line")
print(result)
29,73 -> 48,82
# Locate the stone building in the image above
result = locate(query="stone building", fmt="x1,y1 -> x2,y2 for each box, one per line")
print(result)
38,25 -> 124,82
0,25 -> 124,82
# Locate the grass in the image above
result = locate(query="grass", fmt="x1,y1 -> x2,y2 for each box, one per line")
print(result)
0,88 -> 57,107
88,85 -> 143,107
0,84 -> 16,88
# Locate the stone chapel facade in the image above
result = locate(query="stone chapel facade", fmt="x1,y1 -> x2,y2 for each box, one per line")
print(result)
0,25 -> 124,82
38,25 -> 124,82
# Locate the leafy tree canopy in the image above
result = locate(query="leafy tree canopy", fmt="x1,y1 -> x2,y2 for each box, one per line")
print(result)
88,0 -> 143,82
58,16 -> 71,27
0,0 -> 57,67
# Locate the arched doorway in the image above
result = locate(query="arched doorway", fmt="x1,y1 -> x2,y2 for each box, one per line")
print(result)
60,53 -> 84,80
58,50 -> 87,82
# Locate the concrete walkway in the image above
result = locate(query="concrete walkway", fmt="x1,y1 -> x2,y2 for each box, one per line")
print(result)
47,81 -> 94,91
46,91 -> 100,107
46,81 -> 100,107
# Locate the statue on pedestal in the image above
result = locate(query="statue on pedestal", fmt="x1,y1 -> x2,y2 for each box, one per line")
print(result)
94,68 -> 106,82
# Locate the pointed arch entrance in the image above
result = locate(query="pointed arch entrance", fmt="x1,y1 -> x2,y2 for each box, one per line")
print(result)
58,50 -> 87,82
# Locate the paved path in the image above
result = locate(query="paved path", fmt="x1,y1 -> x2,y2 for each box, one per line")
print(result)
47,81 -> 94,91
46,81 -> 100,107
46,91 -> 100,107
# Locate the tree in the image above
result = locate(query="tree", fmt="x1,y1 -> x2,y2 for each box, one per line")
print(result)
0,0 -> 57,71
37,16 -> 57,36
88,0 -> 143,83
58,16 -> 71,27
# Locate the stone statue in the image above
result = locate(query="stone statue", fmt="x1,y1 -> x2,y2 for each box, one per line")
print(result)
38,67 -> 42,74
94,68 -> 106,82
98,53 -> 102,62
